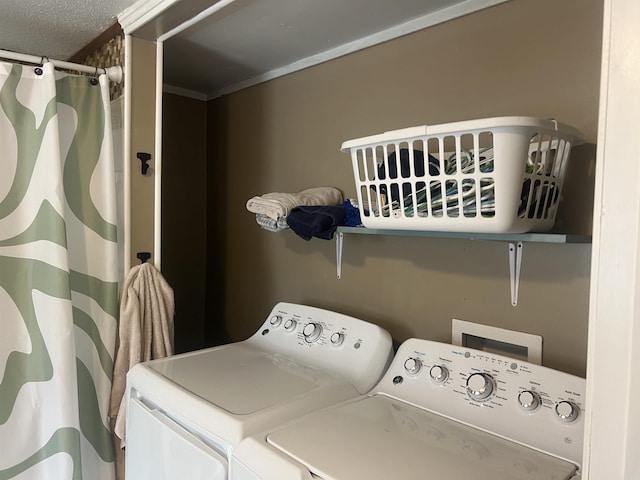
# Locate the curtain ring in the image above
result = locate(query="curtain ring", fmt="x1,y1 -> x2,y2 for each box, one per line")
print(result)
35,56 -> 47,76
89,66 -> 100,85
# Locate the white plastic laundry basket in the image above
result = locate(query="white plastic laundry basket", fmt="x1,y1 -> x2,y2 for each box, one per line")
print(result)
341,116 -> 582,234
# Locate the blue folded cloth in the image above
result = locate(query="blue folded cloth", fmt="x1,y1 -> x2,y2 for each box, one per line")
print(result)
287,205 -> 347,241
343,200 -> 362,227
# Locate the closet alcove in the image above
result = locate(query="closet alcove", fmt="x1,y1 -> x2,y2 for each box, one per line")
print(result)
120,0 -> 640,476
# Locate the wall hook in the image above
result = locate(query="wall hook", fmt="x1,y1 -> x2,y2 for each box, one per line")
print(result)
137,252 -> 151,264
137,152 -> 151,175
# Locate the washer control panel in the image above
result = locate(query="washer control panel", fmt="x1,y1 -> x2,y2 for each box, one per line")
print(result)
377,338 -> 586,468
245,302 -> 393,394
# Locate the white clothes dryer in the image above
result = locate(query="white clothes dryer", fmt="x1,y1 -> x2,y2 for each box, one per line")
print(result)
232,338 -> 586,480
123,302 -> 393,480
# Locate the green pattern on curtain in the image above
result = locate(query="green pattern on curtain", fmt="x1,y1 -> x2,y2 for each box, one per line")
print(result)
0,61 -> 118,479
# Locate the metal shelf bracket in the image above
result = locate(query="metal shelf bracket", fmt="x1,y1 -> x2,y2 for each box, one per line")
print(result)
508,241 -> 523,306
336,231 -> 344,279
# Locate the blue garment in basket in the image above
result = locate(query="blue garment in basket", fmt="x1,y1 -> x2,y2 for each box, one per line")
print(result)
378,149 -> 440,200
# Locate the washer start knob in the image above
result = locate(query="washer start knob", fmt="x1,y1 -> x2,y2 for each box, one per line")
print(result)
555,400 -> 580,423
303,322 -> 323,343
466,373 -> 495,401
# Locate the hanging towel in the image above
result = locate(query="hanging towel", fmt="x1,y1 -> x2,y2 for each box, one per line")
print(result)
246,186 -> 343,220
109,262 -> 175,448
287,205 -> 347,240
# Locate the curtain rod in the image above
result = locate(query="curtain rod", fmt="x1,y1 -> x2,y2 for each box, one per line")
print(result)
0,49 -> 123,84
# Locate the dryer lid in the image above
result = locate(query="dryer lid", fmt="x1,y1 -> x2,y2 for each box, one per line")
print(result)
266,394 -> 579,480
145,343 -> 346,415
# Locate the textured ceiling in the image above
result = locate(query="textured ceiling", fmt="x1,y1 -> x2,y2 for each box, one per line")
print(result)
0,0 -> 137,60
0,0 -> 508,100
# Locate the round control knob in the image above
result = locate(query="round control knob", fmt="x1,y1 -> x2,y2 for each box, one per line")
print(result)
284,318 -> 297,331
302,322 -> 323,343
518,390 -> 541,411
403,357 -> 422,375
555,400 -> 580,423
429,365 -> 449,384
330,332 -> 345,346
269,315 -> 282,327
466,373 -> 495,401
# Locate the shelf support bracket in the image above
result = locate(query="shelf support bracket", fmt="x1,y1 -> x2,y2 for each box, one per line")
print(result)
508,241 -> 523,306
336,231 -> 344,279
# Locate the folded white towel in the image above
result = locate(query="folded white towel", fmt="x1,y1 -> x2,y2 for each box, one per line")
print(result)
246,187 -> 343,220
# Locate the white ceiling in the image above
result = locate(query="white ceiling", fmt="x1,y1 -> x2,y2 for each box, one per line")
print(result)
0,0 -> 137,59
160,0 -> 482,99
0,0 -> 508,100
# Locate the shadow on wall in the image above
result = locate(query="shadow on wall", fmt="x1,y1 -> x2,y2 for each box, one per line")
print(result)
551,142 -> 597,236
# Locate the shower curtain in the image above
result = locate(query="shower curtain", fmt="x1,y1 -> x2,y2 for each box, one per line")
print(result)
0,61 -> 118,479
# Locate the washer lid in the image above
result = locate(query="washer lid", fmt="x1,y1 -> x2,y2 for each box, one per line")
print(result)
146,343 -> 345,415
266,394 -> 579,480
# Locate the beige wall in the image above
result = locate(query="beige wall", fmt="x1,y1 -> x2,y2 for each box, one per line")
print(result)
130,37 -> 157,267
193,0 -> 601,377
162,93 -> 209,352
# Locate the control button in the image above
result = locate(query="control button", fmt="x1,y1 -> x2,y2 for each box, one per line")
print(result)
269,315 -> 282,327
284,318 -> 297,331
555,400 -> 580,423
330,332 -> 345,346
302,322 -> 323,343
429,365 -> 449,384
403,357 -> 422,375
518,390 -> 541,411
466,373 -> 494,401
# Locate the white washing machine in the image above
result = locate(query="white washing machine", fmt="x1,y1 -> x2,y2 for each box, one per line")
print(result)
124,302 -> 393,480
232,338 -> 586,480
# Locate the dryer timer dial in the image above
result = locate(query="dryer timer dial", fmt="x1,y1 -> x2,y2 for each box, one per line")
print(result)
303,322 -> 323,343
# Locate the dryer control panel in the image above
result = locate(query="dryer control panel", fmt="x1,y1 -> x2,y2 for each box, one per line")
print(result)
244,302 -> 394,394
377,338 -> 586,467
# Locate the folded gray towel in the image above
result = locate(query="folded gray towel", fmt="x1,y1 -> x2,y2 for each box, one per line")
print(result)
246,187 -> 343,220
256,214 -> 289,232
